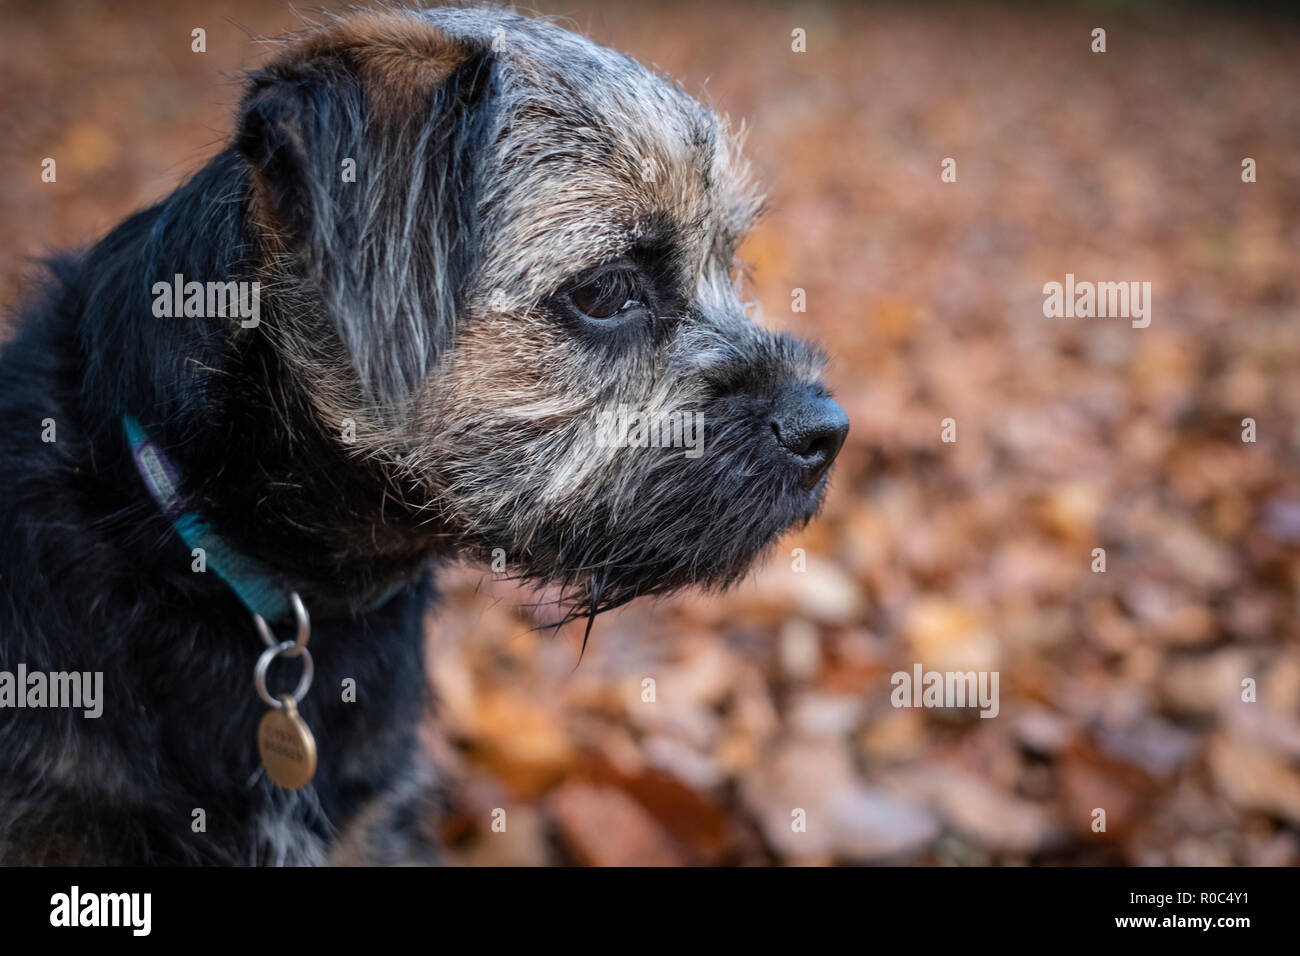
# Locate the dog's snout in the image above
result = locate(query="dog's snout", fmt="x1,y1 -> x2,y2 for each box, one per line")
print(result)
770,388 -> 849,488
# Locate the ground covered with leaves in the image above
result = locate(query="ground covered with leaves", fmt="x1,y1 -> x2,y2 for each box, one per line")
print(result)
3,1 -> 1298,865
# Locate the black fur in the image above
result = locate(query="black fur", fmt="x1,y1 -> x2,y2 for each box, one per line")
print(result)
0,44 -> 487,869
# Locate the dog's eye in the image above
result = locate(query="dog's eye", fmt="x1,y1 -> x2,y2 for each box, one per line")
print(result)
566,269 -> 645,322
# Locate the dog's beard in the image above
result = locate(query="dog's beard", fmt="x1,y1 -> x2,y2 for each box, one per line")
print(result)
430,396 -> 828,635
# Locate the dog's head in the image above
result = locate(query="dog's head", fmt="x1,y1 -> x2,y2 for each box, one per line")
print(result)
237,8 -> 848,620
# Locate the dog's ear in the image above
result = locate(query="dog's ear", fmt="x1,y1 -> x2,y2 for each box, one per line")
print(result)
236,15 -> 496,403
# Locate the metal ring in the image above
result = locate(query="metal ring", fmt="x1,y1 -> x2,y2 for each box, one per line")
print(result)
252,591 -> 310,656
254,640 -> 314,709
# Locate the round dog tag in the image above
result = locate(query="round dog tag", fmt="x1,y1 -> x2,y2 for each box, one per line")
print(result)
257,695 -> 317,790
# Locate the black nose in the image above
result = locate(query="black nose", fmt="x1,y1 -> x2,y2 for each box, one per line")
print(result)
771,388 -> 850,488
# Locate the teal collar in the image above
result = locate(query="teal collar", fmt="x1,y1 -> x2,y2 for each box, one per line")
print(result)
124,415 -> 293,621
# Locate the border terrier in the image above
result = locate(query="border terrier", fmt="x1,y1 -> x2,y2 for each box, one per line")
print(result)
0,6 -> 848,865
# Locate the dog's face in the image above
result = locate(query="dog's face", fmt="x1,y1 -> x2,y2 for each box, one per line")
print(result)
239,9 -> 847,619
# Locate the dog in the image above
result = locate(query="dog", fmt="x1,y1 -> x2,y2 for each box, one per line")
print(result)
0,6 -> 848,865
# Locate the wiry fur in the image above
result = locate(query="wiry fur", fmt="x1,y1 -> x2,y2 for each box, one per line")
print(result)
0,7 -> 841,865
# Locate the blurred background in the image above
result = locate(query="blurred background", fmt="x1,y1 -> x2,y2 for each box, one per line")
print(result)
2,0 -> 1299,865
